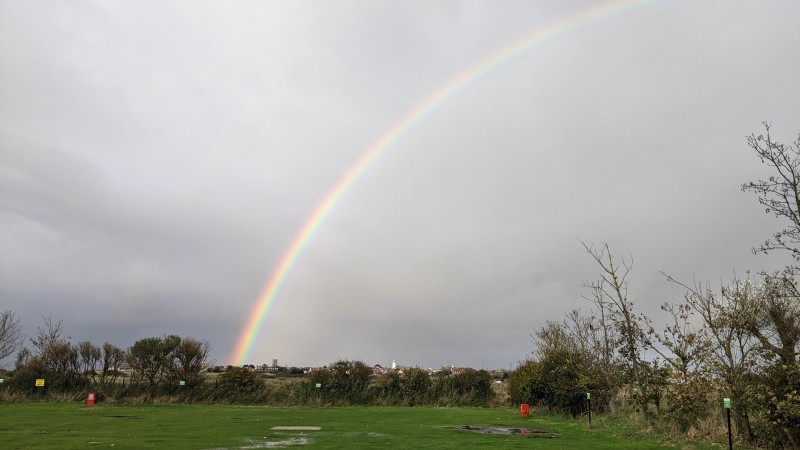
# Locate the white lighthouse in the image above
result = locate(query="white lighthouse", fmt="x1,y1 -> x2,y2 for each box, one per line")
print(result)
391,359 -> 396,370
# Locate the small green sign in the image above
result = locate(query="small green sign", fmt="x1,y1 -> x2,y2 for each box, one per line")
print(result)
315,383 -> 321,388
179,380 -> 186,386
0,378 -> 4,384
723,398 -> 731,409
587,392 -> 591,400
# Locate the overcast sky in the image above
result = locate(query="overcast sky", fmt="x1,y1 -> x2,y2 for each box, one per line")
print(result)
2,0 -> 799,370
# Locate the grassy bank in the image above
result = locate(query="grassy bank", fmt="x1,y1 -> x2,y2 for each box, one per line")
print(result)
0,403 -> 725,449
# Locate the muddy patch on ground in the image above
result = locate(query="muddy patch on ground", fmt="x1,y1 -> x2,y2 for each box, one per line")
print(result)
446,425 -> 556,438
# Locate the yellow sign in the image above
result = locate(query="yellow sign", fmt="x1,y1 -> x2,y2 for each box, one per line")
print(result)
35,379 -> 45,387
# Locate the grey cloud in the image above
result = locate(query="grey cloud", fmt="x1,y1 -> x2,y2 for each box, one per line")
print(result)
1,1 -> 799,369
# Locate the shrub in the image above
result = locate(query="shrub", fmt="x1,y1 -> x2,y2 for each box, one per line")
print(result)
400,367 -> 431,405
662,379 -> 714,432
307,360 -> 371,405
433,369 -> 492,406
212,367 -> 265,403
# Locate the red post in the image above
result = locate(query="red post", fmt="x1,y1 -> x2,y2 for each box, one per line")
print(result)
520,403 -> 530,418
86,393 -> 96,405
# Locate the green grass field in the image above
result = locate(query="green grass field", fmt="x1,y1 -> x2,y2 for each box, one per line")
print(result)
0,403 -> 723,449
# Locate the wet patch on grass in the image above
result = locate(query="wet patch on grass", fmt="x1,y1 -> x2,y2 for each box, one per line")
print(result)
447,425 -> 557,438
206,436 -> 313,449
245,437 -> 312,448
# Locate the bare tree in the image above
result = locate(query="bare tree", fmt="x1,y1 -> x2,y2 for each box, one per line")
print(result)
30,315 -> 66,357
742,122 -> 800,265
576,284 -> 624,409
644,298 -> 710,382
0,310 -> 23,367
580,241 -> 653,418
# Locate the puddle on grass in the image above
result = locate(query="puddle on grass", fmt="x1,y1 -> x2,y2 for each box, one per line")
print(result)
344,431 -> 386,438
447,425 -> 556,438
206,437 -> 312,449
107,415 -> 142,419
246,437 -> 312,448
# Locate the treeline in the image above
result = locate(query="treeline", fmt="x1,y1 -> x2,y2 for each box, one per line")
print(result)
210,361 -> 494,406
0,325 -> 494,407
0,316 -> 212,397
1,312 -> 495,407
509,125 -> 800,449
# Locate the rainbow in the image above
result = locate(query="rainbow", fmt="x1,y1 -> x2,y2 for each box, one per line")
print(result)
230,0 -> 662,365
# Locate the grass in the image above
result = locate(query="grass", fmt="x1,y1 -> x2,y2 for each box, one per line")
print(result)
0,402 -> 725,449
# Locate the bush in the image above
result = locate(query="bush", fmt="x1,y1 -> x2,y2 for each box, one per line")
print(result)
662,379 -> 714,431
307,360 -> 371,405
509,356 -> 611,416
433,369 -> 492,406
212,367 -> 265,403
400,367 -> 431,405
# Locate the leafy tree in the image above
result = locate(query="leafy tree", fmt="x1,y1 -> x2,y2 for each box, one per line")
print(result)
44,341 -> 82,389
741,124 -> 800,447
127,335 -> 181,388
734,276 -> 800,367
99,343 -> 125,384
525,318 -> 613,415
170,337 -> 211,385
78,341 -> 101,381
665,276 -> 759,441
733,276 -> 800,448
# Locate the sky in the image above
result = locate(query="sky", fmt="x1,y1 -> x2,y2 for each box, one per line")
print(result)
1,0 -> 799,371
